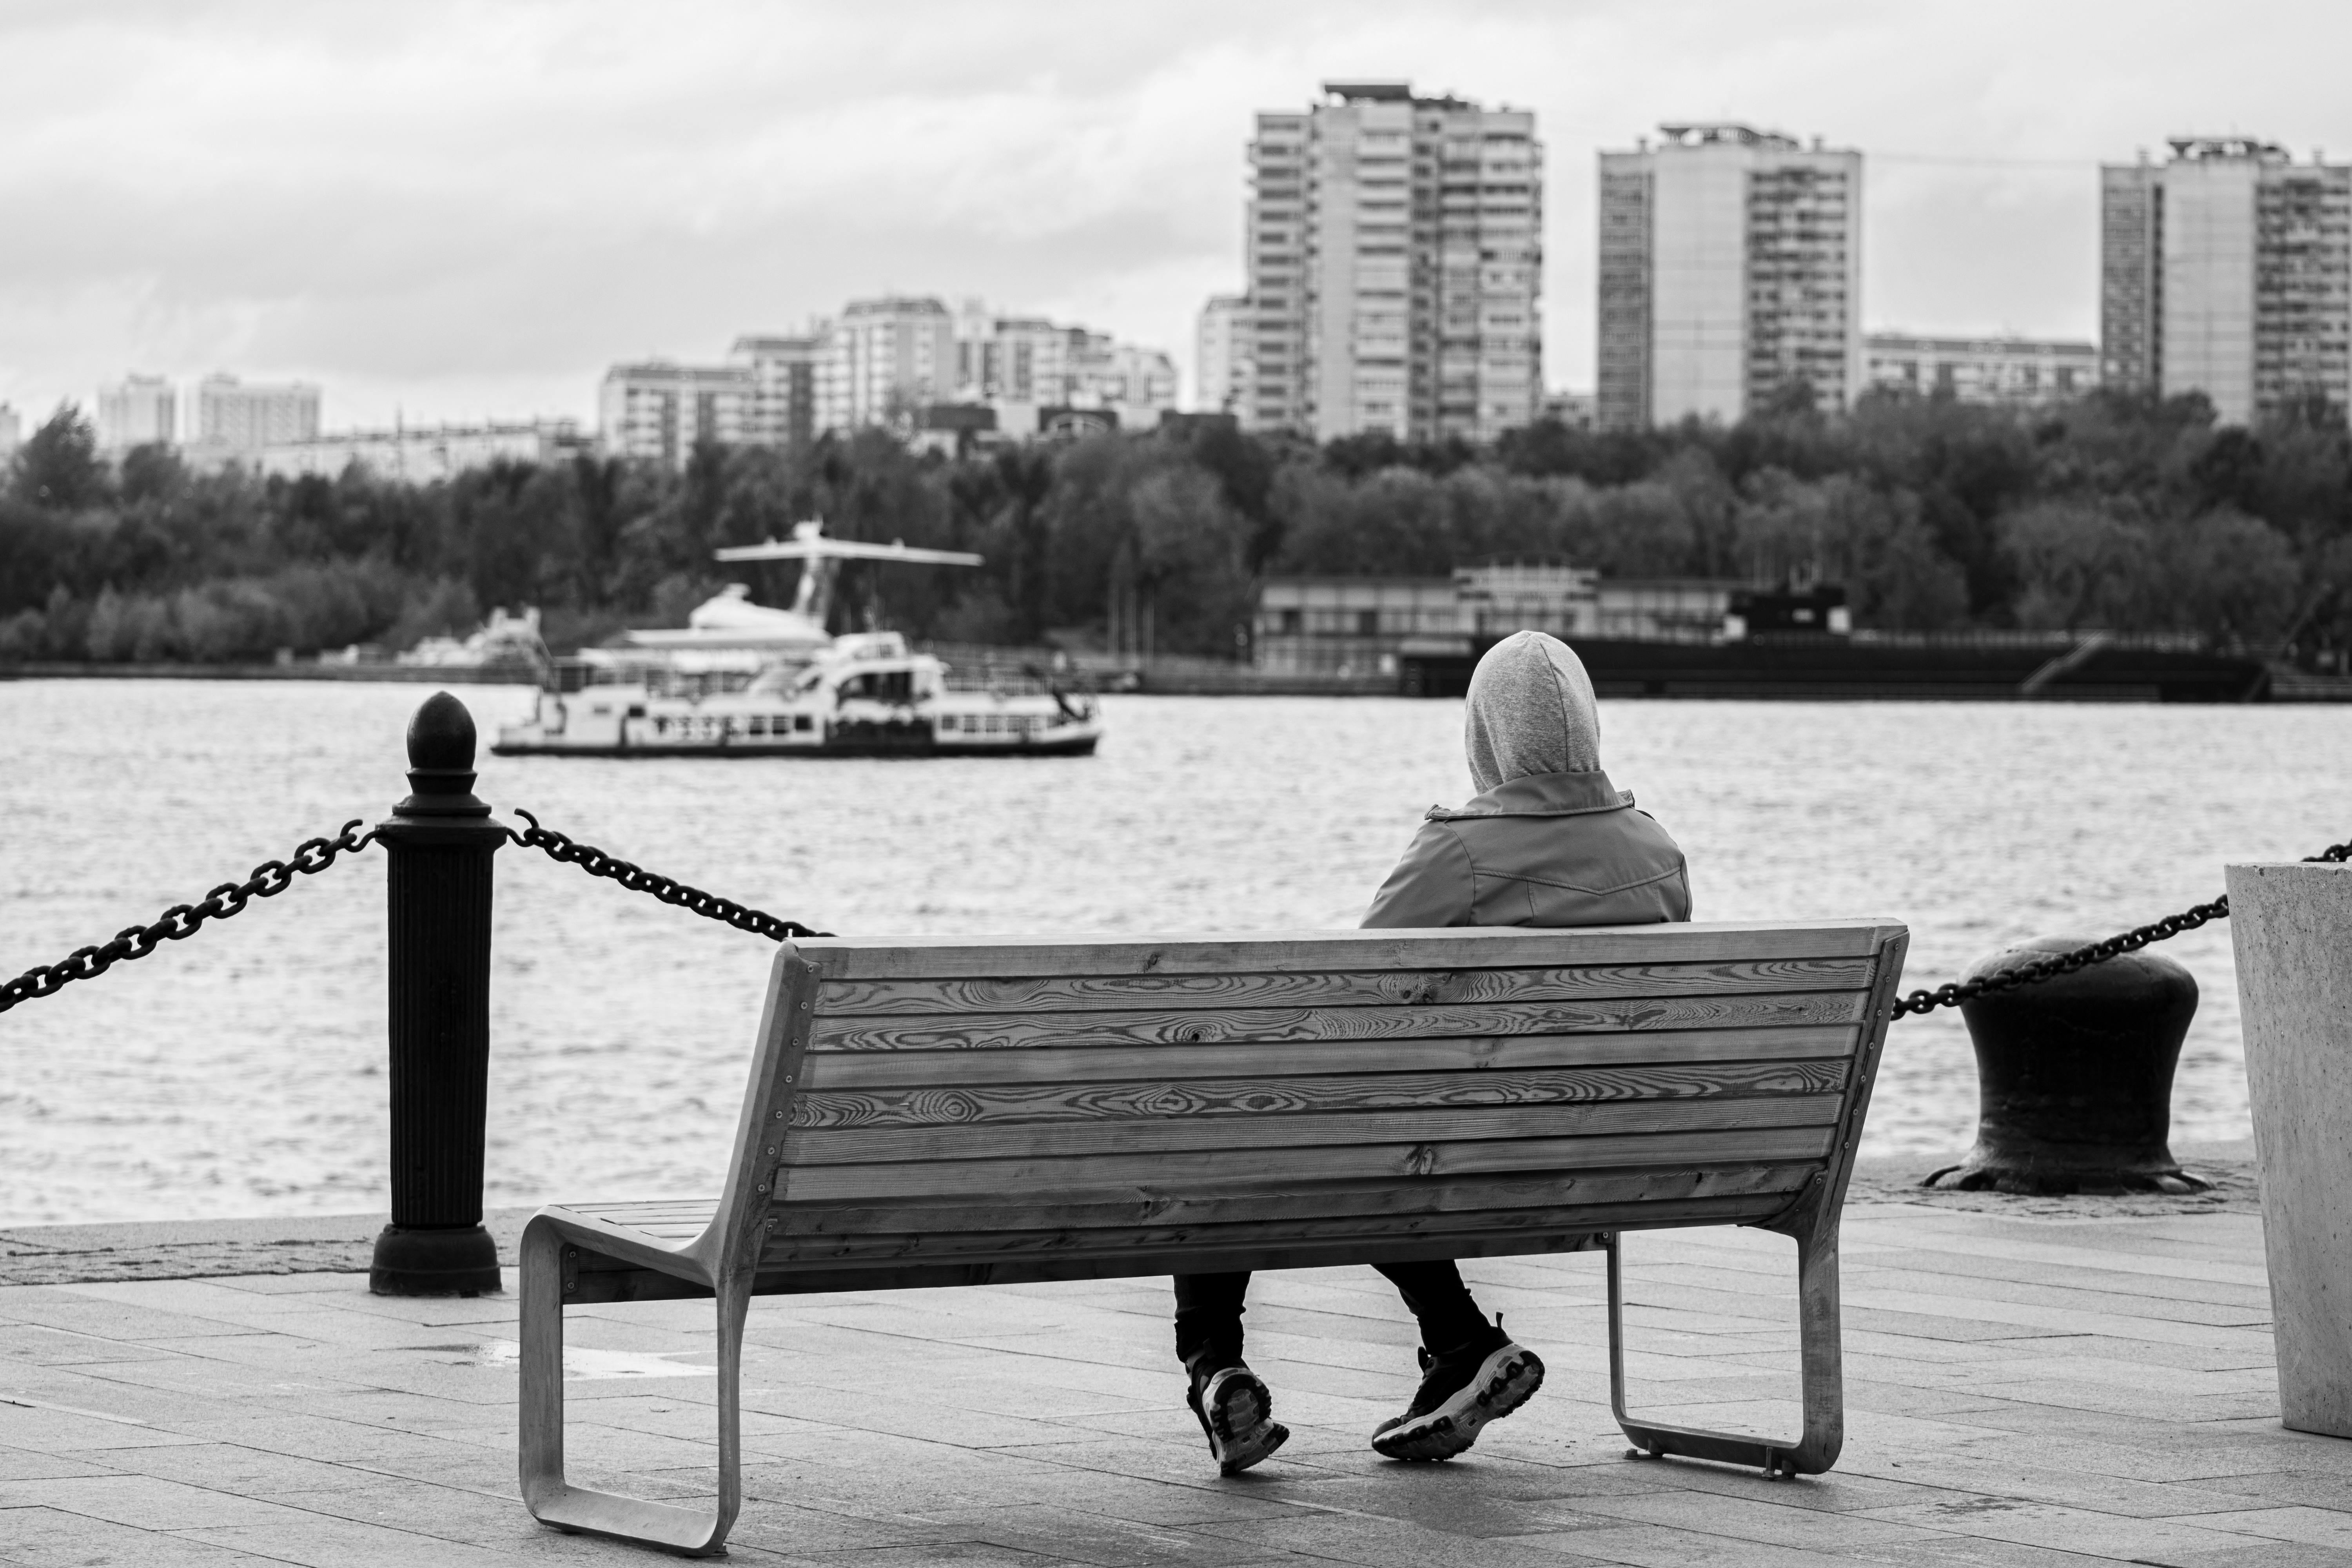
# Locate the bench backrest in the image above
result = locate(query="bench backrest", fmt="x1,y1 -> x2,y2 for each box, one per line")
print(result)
711,921 -> 1907,1292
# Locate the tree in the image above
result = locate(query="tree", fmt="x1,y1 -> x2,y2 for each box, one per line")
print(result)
1999,502 -> 2149,632
12,405 -> 107,512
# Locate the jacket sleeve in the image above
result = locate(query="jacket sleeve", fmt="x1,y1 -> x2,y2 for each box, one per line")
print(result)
1361,822 -> 1477,929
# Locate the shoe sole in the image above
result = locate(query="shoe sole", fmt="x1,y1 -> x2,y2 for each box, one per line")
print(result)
1371,1342 -> 1545,1462
1201,1366 -> 1290,1475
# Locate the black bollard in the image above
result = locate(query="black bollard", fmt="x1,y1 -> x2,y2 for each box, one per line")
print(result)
369,691 -> 507,1295
1924,935 -> 2210,1195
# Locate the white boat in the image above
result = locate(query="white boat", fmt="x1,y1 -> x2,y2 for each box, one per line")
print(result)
490,522 -> 1102,759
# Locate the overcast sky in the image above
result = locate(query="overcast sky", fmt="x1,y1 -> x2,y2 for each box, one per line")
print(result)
3,0 -> 2347,432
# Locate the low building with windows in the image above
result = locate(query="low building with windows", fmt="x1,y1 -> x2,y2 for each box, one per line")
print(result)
1254,562 -> 1748,675
259,421 -> 591,483
1863,334 -> 2098,407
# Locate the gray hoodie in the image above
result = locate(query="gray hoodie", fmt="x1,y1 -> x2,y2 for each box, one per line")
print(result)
1364,632 -> 1690,929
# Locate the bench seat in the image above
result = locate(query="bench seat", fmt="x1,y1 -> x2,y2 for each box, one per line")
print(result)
519,920 -> 1906,1555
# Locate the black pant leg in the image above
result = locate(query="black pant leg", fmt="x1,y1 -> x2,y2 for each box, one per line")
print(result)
1373,1259 -> 1491,1356
1172,1271 -> 1251,1374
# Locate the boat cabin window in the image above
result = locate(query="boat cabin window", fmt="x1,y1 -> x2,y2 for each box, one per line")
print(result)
794,715 -> 813,732
747,716 -> 767,735
837,670 -> 914,705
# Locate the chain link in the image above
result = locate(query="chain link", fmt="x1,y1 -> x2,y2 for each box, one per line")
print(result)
0,820 -> 379,1016
505,809 -> 828,941
1889,836 -> 2352,1018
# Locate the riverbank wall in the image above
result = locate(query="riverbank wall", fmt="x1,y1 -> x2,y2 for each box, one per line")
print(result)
8,655 -> 2349,699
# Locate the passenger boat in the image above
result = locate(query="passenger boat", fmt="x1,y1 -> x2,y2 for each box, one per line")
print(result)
490,523 -> 1102,758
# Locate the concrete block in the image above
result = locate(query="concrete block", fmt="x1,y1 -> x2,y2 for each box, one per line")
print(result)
2226,860 -> 2352,1438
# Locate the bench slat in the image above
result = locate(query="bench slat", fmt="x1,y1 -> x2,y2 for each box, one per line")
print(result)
764,1200 -> 1780,1268
809,990 -> 1868,1053
814,956 -> 1879,1017
775,1123 -> 1839,1202
798,1024 -> 1862,1090
769,1162 -> 1821,1239
790,1058 -> 1849,1130
790,921 -> 1901,979
781,1088 -> 1840,1167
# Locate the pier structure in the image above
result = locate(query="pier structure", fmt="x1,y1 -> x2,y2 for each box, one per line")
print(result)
3,1170 -> 2344,1564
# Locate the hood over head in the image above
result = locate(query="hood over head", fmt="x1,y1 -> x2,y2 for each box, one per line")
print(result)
1463,630 -> 1601,793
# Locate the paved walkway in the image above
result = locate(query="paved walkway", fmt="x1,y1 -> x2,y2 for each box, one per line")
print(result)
3,1203 -> 2347,1567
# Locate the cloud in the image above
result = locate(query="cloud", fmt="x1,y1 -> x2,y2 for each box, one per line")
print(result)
0,0 -> 2344,425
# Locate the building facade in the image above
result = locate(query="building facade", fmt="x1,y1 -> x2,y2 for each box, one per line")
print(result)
96,374 -> 177,450
730,334 -> 822,451
1244,82 -> 1543,444
599,363 -> 753,468
260,421 -> 591,483
1195,294 -> 1249,412
947,305 -> 1178,431
2100,137 -> 2352,425
1864,334 -> 2098,406
0,404 -> 20,463
1255,564 -> 1740,675
1597,123 -> 1863,430
190,374 -> 320,460
817,297 -> 959,434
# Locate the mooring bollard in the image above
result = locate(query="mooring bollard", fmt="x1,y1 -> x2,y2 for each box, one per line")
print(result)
369,691 -> 507,1296
1924,935 -> 2209,1195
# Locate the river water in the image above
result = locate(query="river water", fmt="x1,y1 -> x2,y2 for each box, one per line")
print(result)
3,678 -> 2345,1225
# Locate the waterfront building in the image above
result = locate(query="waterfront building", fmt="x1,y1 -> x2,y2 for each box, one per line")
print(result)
817,297 -> 959,434
2101,137 -> 2352,425
259,421 -> 591,483
1597,123 -> 1863,430
189,374 -> 320,463
1244,82 -> 1543,444
1863,334 -> 2098,407
1255,564 -> 1740,676
1196,294 -> 1249,413
599,362 -> 753,469
730,334 -> 823,451
95,374 -> 177,450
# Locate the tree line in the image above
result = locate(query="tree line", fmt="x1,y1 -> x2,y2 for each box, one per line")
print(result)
2,384 -> 2347,665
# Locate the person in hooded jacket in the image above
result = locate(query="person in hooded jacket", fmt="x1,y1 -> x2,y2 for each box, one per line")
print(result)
1174,631 -> 1691,1474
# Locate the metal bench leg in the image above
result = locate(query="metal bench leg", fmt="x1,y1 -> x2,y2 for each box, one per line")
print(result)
1606,1224 -> 1844,1478
518,1218 -> 748,1555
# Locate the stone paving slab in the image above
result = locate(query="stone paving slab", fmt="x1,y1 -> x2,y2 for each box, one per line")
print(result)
4,1198 -> 2349,1566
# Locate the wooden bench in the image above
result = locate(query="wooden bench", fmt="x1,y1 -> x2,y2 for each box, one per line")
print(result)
519,919 -> 1907,1555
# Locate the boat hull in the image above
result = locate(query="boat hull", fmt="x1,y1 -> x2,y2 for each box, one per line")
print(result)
491,732 -> 1100,759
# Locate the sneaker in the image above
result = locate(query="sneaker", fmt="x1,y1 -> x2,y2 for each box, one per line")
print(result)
1370,1326 -> 1544,1462
1187,1362 -> 1289,1475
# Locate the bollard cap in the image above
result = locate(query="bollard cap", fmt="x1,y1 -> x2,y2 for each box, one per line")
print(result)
389,691 -> 494,821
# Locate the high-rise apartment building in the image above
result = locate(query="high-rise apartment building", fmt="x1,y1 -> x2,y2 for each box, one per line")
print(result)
598,362 -> 752,469
817,297 -> 958,434
192,374 -> 320,456
1195,294 -> 1249,412
1597,124 -> 1862,431
96,374 -> 177,450
0,404 -> 20,463
730,334 -> 822,451
2100,137 -> 2352,426
1245,82 -> 1543,443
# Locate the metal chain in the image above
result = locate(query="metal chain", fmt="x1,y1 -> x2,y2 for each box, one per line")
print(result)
1889,836 -> 2352,1018
506,809 -> 829,941
0,820 -> 379,1016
